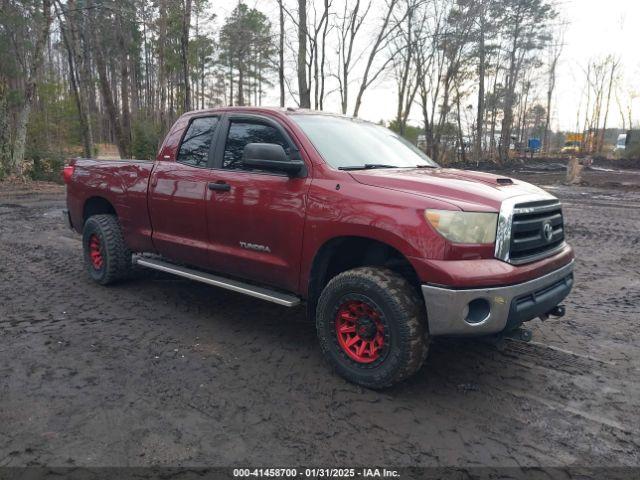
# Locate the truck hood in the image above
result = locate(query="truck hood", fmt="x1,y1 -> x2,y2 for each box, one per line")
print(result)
348,168 -> 551,212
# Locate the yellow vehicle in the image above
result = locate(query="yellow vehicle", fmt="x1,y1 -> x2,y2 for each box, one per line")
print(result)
560,134 -> 582,154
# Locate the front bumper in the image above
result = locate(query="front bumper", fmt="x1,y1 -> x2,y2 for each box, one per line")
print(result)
421,260 -> 574,336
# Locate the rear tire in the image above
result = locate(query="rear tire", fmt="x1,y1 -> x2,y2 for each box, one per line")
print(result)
316,267 -> 429,389
82,214 -> 131,285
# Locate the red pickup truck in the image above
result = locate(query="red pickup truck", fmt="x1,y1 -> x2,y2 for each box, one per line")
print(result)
63,107 -> 574,388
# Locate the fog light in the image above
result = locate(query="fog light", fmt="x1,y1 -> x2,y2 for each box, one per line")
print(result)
465,298 -> 491,325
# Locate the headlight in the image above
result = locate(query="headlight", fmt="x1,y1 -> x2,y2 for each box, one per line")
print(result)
425,210 -> 497,244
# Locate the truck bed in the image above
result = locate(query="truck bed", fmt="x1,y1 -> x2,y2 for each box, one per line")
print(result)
66,158 -> 156,253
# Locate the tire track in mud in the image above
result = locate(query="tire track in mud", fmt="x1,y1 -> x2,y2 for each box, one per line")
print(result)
1,183 -> 639,467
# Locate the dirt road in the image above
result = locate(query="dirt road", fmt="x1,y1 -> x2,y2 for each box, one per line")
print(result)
0,174 -> 638,468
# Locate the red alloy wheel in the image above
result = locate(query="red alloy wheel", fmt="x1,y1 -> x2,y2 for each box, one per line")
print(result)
335,300 -> 386,364
89,234 -> 103,269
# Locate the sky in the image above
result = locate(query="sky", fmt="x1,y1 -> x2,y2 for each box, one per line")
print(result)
553,0 -> 640,131
214,0 -> 640,132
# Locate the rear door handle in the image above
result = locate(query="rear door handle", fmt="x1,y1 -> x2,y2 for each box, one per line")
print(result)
208,181 -> 231,192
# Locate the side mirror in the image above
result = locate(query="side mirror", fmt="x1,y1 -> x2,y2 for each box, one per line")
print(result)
243,143 -> 304,176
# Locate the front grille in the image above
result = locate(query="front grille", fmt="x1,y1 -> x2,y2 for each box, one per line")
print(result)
509,200 -> 565,264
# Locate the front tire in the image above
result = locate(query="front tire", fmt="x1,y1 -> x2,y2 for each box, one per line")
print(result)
316,267 -> 429,389
82,214 -> 131,285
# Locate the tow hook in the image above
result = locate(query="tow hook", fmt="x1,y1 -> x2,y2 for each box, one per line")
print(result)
507,327 -> 532,342
539,305 -> 566,321
484,327 -> 533,349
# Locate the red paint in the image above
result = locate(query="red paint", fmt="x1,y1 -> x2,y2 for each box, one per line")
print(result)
65,106 -> 574,297
147,161 -> 213,267
62,165 -> 75,184
336,300 -> 386,363
89,234 -> 103,269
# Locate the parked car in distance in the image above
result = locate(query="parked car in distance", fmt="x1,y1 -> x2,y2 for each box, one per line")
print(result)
63,107 -> 574,388
560,140 -> 581,154
613,133 -> 627,153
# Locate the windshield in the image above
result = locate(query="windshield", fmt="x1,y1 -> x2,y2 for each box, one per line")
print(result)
290,114 -> 438,169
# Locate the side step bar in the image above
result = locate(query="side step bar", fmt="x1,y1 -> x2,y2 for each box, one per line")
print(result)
133,256 -> 301,307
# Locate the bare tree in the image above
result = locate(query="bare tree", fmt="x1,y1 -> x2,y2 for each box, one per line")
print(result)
297,0 -> 311,107
54,0 -> 93,157
90,3 -> 130,158
11,0 -> 52,174
278,0 -> 285,107
310,0 -> 330,109
318,0 -> 330,109
433,0 -> 475,161
392,0 -> 421,135
335,0 -> 370,114
598,56 -> 620,152
581,56 -> 617,153
158,0 -> 168,128
352,0 -> 404,117
0,74 -> 10,175
181,0 -> 193,111
543,24 -> 565,153
497,0 -> 556,163
117,10 -> 132,154
465,0 -> 498,162
473,2 -> 488,162
416,0 -> 445,157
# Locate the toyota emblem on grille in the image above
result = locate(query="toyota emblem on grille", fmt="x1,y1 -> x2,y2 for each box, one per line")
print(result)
542,222 -> 553,242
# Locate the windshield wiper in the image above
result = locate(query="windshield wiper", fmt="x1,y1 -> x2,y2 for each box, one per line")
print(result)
338,164 -> 399,171
414,164 -> 438,168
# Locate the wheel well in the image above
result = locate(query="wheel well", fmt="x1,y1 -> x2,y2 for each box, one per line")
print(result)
307,237 -> 420,321
83,197 -> 116,225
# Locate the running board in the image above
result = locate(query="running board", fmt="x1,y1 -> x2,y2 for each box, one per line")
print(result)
133,257 -> 301,307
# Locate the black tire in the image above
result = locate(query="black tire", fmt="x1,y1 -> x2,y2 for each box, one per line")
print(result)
316,267 -> 429,389
82,214 -> 131,285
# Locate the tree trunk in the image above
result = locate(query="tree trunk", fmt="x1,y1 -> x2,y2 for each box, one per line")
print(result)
93,27 -> 128,158
499,17 -> 523,163
352,0 -> 399,117
599,59 -> 617,153
11,0 -> 52,176
297,0 -> 311,108
158,0 -> 168,131
278,0 -> 285,107
455,84 -> 466,163
228,60 -> 234,106
57,5 -> 92,157
474,23 -> 485,163
117,22 -> 132,157
543,83 -> 553,153
238,68 -> 244,106
181,0 -> 192,112
142,1 -> 152,111
420,87 -> 434,158
545,27 -> 566,153
395,6 -> 413,136
201,59 -> 205,109
544,52 -> 560,153
319,0 -> 329,110
120,56 -> 131,157
0,75 -> 10,176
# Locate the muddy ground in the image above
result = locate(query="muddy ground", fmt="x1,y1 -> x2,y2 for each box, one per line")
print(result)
0,168 -> 639,470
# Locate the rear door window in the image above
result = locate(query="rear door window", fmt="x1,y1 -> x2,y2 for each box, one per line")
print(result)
177,116 -> 219,167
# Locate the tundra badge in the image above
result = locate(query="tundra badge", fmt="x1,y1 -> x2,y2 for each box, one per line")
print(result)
239,241 -> 271,253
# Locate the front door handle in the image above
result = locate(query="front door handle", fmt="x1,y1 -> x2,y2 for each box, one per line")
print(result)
208,181 -> 231,192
